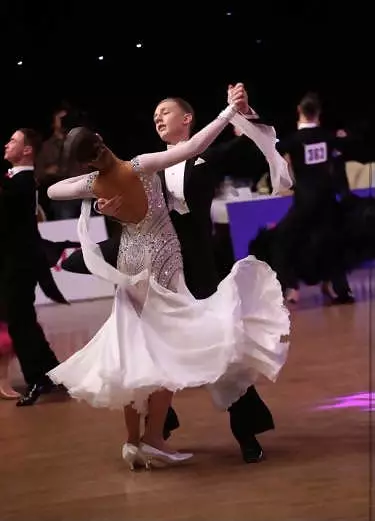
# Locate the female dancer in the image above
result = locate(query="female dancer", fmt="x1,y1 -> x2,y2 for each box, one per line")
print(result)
47,103 -> 290,469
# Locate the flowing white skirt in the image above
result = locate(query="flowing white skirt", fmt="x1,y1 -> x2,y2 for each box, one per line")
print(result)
48,202 -> 290,412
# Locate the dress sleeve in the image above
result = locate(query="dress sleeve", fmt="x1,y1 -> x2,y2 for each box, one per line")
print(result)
130,105 -> 237,175
47,172 -> 98,200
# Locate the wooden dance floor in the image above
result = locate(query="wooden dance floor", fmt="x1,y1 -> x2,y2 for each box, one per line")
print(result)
0,269 -> 373,521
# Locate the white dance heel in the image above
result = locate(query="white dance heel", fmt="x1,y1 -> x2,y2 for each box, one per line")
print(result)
139,442 -> 193,467
121,443 -> 151,471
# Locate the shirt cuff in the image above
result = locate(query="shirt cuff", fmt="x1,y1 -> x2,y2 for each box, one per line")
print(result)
93,200 -> 102,214
241,106 -> 259,120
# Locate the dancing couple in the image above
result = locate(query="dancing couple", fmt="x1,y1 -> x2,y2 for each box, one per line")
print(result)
47,85 -> 291,469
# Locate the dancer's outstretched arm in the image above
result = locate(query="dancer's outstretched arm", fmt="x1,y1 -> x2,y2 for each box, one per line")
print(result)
48,105 -> 237,199
131,105 -> 237,175
47,173 -> 94,200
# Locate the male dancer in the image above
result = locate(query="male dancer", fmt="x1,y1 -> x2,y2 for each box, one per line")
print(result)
63,84 -> 275,463
1,128 -> 60,406
251,92 -> 355,304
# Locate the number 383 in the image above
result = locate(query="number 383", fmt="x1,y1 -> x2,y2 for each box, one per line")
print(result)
304,142 -> 327,165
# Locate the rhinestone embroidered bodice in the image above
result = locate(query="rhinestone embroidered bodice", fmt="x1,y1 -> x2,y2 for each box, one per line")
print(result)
86,158 -> 183,290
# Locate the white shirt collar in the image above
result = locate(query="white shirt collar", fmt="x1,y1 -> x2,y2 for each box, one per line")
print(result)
167,140 -> 187,150
7,165 -> 34,178
297,122 -> 318,130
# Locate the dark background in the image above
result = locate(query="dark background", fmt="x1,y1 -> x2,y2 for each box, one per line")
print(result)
0,1 -> 373,162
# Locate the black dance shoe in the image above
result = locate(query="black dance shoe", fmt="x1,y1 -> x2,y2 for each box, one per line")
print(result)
240,436 -> 264,464
16,380 -> 56,407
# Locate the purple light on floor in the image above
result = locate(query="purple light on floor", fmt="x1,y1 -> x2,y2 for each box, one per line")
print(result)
314,392 -> 375,411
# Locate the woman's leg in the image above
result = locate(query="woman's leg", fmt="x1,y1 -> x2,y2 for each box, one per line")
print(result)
0,353 -> 20,399
142,389 -> 174,451
124,405 -> 141,445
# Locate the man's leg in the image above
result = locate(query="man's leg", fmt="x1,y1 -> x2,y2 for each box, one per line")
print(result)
228,385 -> 274,462
208,369 -> 274,463
4,270 -> 59,406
